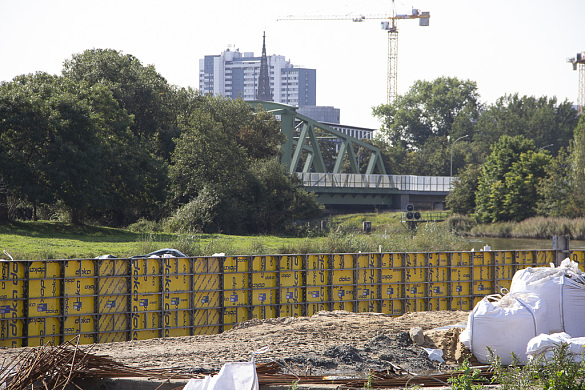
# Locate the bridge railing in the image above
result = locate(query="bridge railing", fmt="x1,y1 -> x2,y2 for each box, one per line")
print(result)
298,173 -> 454,192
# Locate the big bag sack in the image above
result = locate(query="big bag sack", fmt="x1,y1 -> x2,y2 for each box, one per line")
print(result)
510,259 -> 585,336
460,292 -> 548,365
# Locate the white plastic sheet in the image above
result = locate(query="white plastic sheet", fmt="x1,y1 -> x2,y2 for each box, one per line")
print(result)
183,347 -> 269,390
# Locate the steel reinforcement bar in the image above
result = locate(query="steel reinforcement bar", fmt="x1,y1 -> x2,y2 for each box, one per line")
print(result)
0,249 -> 581,347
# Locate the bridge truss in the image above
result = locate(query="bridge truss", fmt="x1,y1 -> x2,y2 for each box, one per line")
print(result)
248,101 -> 386,175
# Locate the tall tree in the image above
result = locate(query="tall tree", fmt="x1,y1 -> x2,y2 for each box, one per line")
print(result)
0,73 -> 104,223
62,48 -> 178,161
475,135 -> 550,223
372,77 -> 480,149
445,164 -> 481,215
474,94 -> 578,156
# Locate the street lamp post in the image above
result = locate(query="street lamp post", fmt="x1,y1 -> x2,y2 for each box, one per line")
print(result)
450,135 -> 469,177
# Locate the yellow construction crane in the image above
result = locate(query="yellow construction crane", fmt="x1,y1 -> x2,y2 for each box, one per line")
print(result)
568,52 -> 585,114
278,0 -> 430,104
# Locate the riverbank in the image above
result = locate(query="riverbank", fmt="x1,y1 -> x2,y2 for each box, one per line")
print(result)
2,213 -> 584,260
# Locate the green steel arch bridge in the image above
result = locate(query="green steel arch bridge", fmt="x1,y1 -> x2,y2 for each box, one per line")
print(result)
248,101 -> 452,210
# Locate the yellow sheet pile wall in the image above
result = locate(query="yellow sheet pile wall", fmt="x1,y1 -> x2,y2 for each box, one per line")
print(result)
0,249 -> 573,347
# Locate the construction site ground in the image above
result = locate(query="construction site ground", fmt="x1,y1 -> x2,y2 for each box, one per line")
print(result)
1,310 -> 473,389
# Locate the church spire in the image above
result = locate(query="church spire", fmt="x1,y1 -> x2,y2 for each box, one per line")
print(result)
256,31 -> 273,101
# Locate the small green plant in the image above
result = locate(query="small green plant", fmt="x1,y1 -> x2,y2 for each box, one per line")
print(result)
363,370 -> 373,390
485,343 -> 585,390
447,359 -> 486,390
536,343 -> 585,390
288,379 -> 299,390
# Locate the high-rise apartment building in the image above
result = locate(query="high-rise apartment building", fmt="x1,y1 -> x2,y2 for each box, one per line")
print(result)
198,48 -> 316,106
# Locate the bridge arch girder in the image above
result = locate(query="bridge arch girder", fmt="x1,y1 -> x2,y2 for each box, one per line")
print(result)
248,101 -> 386,175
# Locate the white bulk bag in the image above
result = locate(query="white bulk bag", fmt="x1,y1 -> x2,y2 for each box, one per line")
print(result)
527,332 -> 585,362
510,259 -> 585,336
460,292 -> 548,365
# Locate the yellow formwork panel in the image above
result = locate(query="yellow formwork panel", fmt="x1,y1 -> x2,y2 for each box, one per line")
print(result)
428,253 -> 449,282
64,316 -> 95,344
252,285 -> 277,317
307,255 -> 329,315
280,287 -> 303,318
515,251 -> 535,267
380,253 -> 402,316
131,258 -> 161,341
63,260 -> 96,343
452,281 -> 471,296
331,254 -> 354,310
381,299 -> 403,316
404,298 -> 426,313
429,282 -> 448,297
428,297 -> 449,311
163,310 -> 191,338
279,255 -> 304,317
451,297 -> 472,311
194,256 -> 221,275
451,266 -> 471,284
404,281 -> 425,312
473,280 -> 493,295
161,258 -> 190,338
452,252 -> 472,266
280,255 -> 303,272
224,256 -> 249,273
332,254 -> 354,286
357,254 -> 379,312
472,252 -> 493,282
404,253 -> 425,283
332,301 -> 353,312
223,307 -> 249,330
536,250 -> 555,266
223,257 -> 250,327
131,312 -> 159,340
332,286 -> 354,302
223,256 -> 249,328
0,261 -> 25,347
28,262 -> 61,341
252,305 -> 277,320
570,251 -> 585,272
279,255 -> 304,318
98,273 -> 129,344
193,309 -> 221,335
494,251 -> 515,283
193,289 -> 221,335
307,255 -> 329,287
381,253 -> 402,284
28,317 -> 60,346
251,256 -> 277,318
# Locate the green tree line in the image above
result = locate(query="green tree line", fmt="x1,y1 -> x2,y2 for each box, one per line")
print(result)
372,76 -> 583,222
0,49 -> 322,233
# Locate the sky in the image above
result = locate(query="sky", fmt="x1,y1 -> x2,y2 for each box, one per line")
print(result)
2,0 -> 584,129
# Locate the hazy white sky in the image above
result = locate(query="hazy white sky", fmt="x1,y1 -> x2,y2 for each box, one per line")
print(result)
2,0 -> 584,128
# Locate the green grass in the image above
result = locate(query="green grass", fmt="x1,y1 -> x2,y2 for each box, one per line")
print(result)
0,211 -> 467,260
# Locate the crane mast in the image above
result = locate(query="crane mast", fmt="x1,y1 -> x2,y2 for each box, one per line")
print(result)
568,52 -> 585,115
278,0 -> 430,104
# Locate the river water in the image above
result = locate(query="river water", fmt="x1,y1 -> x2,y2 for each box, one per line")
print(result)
467,236 -> 585,251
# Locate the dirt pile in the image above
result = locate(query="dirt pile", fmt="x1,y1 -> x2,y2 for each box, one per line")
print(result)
0,310 -> 471,377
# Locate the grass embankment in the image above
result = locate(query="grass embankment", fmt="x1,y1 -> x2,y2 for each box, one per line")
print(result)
448,215 -> 585,239
0,211 -> 468,260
